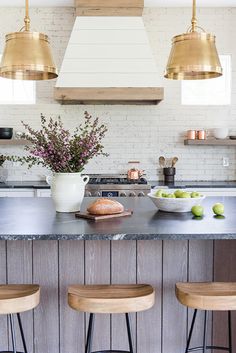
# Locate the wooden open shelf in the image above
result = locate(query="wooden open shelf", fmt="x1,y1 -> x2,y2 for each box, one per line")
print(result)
0,139 -> 30,145
184,139 -> 236,146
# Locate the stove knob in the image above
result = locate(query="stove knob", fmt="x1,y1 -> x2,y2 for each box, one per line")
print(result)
120,192 -> 127,197
85,191 -> 92,197
94,191 -> 101,197
129,192 -> 136,197
138,192 -> 145,197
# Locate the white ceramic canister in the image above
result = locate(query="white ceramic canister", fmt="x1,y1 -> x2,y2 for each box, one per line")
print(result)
213,127 -> 229,139
47,173 -> 89,212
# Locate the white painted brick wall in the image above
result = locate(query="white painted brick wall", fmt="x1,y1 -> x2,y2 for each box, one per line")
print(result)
0,7 -> 236,181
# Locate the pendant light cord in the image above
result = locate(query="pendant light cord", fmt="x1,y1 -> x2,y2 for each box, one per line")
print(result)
24,0 -> 30,31
191,0 -> 197,32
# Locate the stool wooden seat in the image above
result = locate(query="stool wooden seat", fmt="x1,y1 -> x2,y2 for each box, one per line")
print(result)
68,284 -> 155,353
68,284 -> 155,314
176,282 -> 234,353
176,282 -> 236,311
0,284 -> 40,353
0,284 -> 40,314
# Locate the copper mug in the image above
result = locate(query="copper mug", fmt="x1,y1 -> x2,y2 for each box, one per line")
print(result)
197,130 -> 207,140
187,130 -> 197,140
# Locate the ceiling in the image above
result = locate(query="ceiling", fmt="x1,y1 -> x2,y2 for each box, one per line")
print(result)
1,0 -> 236,6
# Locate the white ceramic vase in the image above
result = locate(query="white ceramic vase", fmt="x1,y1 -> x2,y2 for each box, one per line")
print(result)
47,173 -> 89,212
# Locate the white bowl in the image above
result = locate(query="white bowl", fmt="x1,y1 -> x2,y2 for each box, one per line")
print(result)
213,128 -> 229,139
148,192 -> 206,213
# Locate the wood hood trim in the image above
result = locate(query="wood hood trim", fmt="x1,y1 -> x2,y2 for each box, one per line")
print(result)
54,87 -> 164,105
75,0 -> 144,16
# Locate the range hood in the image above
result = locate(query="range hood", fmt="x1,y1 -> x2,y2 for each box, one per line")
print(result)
54,0 -> 164,105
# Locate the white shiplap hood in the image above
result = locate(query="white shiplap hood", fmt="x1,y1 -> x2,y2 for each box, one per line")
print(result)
54,5 -> 164,104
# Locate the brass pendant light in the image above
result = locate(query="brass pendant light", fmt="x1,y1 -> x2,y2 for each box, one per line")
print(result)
164,0 -> 222,80
0,0 -> 58,80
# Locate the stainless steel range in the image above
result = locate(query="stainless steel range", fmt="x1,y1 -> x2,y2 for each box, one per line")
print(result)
85,174 -> 150,197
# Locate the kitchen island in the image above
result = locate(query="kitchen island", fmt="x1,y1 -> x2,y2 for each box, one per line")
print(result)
0,197 -> 235,353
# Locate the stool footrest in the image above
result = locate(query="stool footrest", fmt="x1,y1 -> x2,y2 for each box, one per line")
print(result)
0,351 -> 24,353
188,346 -> 230,352
91,349 -> 130,353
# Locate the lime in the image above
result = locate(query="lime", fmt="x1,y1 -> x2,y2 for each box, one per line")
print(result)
166,193 -> 176,198
155,189 -> 164,197
191,205 -> 204,217
180,192 -> 191,198
212,203 -> 224,216
191,192 -> 201,198
174,190 -> 183,198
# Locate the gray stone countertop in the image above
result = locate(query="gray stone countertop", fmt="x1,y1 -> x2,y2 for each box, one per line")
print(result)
1,180 -> 236,189
149,180 -> 236,188
0,196 -> 235,240
0,181 -> 50,189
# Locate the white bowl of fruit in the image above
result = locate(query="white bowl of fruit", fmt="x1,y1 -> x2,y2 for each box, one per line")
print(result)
148,189 -> 205,213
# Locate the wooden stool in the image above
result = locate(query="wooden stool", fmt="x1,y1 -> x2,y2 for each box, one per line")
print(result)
0,285 -> 40,353
176,282 -> 236,353
68,284 -> 155,353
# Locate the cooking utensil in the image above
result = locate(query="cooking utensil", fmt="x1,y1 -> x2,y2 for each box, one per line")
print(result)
127,161 -> 144,181
0,128 -> 13,139
159,156 -> 166,168
171,157 -> 178,167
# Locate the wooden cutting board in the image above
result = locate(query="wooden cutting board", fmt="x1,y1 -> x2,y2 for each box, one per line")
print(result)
75,209 -> 133,221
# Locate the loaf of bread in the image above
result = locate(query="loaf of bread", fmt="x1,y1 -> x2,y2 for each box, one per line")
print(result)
87,198 -> 124,215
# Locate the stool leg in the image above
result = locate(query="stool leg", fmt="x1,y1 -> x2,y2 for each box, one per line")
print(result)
125,313 -> 134,353
228,311 -> 232,353
202,311 -> 208,353
85,314 -> 94,353
9,315 -> 16,353
185,309 -> 197,353
17,313 -> 28,353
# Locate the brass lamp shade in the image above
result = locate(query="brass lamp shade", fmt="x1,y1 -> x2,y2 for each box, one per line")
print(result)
0,31 -> 58,80
164,32 -> 222,80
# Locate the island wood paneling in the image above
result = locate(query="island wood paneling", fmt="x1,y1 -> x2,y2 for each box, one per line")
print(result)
137,241 -> 162,353
85,241 -> 111,352
0,241 -> 8,352
213,240 -> 236,353
0,240 -> 235,353
59,241 -> 85,353
188,241 -> 214,349
162,240 -> 188,353
111,241 -> 137,352
7,242 -> 33,353
33,241 -> 59,353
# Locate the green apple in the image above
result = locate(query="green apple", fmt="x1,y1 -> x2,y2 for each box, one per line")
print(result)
155,189 -> 164,197
174,190 -> 183,198
166,193 -> 176,198
212,203 -> 224,216
191,205 -> 204,217
180,192 -> 191,198
191,192 -> 201,198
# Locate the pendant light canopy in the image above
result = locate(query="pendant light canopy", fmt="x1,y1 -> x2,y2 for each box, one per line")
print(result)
164,0 -> 222,80
0,0 -> 58,80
